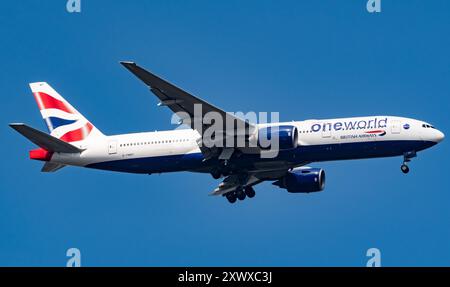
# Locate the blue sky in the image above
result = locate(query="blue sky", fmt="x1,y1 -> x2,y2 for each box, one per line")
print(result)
0,1 -> 449,266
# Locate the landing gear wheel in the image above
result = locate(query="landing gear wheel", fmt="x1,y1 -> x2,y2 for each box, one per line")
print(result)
226,192 -> 237,204
211,170 -> 221,179
244,186 -> 256,198
401,164 -> 409,174
236,188 -> 246,201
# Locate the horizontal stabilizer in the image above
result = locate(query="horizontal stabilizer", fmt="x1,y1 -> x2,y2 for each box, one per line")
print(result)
9,123 -> 82,153
41,162 -> 66,172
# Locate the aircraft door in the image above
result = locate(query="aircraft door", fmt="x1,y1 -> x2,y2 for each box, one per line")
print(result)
391,120 -> 401,134
322,126 -> 331,138
108,141 -> 117,155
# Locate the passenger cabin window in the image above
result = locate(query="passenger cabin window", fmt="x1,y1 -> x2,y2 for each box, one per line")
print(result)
118,138 -> 193,147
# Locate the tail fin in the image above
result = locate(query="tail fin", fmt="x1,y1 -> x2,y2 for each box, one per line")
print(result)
30,82 -> 104,143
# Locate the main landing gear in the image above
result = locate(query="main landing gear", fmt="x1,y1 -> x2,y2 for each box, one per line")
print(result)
211,170 -> 222,179
210,161 -> 232,179
211,169 -> 232,179
225,186 -> 256,204
401,151 -> 416,174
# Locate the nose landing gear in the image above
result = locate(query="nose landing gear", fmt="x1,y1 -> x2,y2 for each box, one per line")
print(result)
401,164 -> 410,174
401,151 -> 416,174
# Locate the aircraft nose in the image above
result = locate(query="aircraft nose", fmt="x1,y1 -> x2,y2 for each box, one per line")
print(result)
435,130 -> 445,143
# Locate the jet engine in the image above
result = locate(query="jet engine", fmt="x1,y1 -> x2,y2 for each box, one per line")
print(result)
273,168 -> 326,193
257,125 -> 298,150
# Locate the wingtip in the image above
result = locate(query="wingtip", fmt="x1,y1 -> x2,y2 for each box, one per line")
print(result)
9,123 -> 25,128
120,61 -> 136,67
9,123 -> 26,133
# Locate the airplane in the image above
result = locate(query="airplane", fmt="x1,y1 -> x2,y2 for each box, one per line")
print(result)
10,62 -> 445,204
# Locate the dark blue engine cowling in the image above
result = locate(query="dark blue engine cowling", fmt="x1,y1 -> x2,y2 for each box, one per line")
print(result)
273,168 -> 326,193
258,125 -> 298,150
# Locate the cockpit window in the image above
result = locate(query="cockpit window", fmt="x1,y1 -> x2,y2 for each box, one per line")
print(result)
422,124 -> 436,129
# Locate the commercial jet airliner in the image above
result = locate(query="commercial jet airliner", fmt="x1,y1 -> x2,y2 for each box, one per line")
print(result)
10,62 -> 445,204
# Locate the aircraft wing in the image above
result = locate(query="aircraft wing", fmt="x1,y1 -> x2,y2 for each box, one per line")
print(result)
121,61 -> 256,160
209,166 -> 308,196
120,62 -> 254,130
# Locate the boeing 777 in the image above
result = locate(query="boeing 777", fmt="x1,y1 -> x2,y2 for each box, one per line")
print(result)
10,62 -> 445,203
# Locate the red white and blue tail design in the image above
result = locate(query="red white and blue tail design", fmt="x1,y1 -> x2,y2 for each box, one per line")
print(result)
30,82 -> 104,143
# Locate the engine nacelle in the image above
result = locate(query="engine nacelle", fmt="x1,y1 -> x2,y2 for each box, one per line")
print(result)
257,125 -> 298,150
273,168 -> 326,193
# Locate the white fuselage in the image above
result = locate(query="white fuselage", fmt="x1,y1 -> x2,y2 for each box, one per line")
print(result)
49,116 -> 444,174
